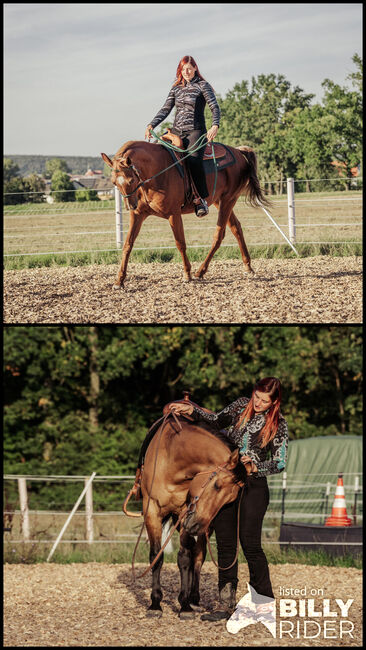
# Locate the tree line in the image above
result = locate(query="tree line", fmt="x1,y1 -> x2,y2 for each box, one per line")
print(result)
4,326 -> 362,480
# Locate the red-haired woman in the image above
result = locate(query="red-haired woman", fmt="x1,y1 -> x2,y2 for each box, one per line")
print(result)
169,377 -> 288,622
145,55 -> 220,217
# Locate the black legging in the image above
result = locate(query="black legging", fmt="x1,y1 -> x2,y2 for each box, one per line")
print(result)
181,129 -> 209,199
212,476 -> 274,601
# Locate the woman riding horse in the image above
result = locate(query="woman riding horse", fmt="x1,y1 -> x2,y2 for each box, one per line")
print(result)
145,54 -> 220,218
133,377 -> 288,622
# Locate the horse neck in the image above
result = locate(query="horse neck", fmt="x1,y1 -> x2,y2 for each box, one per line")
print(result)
172,425 -> 230,474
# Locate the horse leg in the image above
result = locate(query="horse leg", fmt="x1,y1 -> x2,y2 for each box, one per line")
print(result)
177,529 -> 196,618
168,213 -> 192,281
115,211 -> 146,288
189,533 -> 207,610
195,199 -> 232,279
144,500 -> 164,617
228,210 -> 254,274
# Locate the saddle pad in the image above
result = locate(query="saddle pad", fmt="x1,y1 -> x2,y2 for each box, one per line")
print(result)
203,142 -> 227,160
163,142 -> 235,178
203,143 -> 236,174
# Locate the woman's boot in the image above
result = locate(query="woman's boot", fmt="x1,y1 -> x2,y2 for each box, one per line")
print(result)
194,197 -> 209,217
201,583 -> 237,621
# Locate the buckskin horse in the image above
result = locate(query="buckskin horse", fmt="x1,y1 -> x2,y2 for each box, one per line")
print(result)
101,136 -> 270,287
124,406 -> 248,619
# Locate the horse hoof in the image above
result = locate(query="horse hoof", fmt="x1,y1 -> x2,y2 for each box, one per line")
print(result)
189,604 -> 205,613
179,610 -> 196,620
146,609 -> 163,618
113,283 -> 124,290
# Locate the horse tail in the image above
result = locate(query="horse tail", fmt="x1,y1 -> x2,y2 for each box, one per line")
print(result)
237,146 -> 272,209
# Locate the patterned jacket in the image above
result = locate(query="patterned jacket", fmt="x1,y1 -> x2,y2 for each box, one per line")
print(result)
191,397 -> 288,478
149,74 -> 220,134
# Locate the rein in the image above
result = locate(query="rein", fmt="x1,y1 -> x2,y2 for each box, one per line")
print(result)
115,129 -> 218,202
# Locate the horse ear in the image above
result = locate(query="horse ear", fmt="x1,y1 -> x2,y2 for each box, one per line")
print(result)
101,153 -> 113,168
227,448 -> 239,469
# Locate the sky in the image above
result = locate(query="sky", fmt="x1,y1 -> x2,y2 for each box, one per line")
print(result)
4,2 -> 362,157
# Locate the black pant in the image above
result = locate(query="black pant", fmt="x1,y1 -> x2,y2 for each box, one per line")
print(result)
212,476 -> 274,600
181,129 -> 209,199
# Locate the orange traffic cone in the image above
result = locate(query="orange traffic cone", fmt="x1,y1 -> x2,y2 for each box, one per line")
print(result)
325,474 -> 352,526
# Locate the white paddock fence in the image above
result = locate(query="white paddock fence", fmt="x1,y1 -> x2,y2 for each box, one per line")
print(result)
3,472 -> 362,553
3,178 -> 362,258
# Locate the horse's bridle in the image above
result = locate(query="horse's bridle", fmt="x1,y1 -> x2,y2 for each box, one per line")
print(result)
186,464 -> 243,517
114,159 -> 155,209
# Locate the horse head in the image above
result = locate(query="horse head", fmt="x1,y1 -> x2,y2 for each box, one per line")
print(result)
101,151 -> 140,209
183,448 -> 246,536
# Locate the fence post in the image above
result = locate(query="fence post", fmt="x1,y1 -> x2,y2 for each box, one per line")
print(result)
85,476 -> 94,543
281,471 -> 287,524
47,472 -> 96,562
115,187 -> 123,249
18,477 -> 30,541
323,482 -> 331,523
353,475 -> 359,525
287,178 -> 296,245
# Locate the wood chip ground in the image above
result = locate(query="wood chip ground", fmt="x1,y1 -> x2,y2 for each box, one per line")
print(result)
4,562 -> 362,647
3,256 -> 362,323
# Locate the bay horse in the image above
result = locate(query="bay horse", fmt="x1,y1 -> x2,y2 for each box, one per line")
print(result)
101,139 -> 270,287
133,412 -> 247,619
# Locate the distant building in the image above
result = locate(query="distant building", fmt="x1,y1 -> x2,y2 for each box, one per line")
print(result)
70,169 -> 114,198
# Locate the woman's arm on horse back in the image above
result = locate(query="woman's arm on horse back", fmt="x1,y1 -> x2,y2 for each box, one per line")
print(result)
191,397 -> 249,430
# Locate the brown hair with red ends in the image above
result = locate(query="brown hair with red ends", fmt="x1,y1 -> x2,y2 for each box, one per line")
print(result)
238,377 -> 282,448
173,55 -> 206,87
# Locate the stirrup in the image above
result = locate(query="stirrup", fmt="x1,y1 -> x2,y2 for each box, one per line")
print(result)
194,199 -> 209,217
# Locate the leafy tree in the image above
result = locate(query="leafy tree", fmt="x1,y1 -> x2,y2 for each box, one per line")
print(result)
4,158 -> 20,182
3,177 -> 29,205
321,53 -> 362,188
45,158 -> 70,179
51,170 -> 75,202
75,189 -> 99,202
23,173 -> 46,203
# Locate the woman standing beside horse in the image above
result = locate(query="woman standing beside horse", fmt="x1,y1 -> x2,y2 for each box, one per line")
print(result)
145,54 -> 220,217
169,377 -> 289,622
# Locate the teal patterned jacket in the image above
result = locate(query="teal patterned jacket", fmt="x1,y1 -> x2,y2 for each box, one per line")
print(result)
192,396 -> 288,478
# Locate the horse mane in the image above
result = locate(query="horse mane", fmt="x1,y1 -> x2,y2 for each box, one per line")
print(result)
114,140 -> 146,159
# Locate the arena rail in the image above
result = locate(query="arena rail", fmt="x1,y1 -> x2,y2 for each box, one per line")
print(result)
3,473 -> 362,550
3,177 -> 362,257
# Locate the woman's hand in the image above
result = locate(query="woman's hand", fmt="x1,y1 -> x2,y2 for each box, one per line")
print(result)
207,125 -> 219,142
145,125 -> 153,141
240,454 -> 258,475
168,402 -> 194,416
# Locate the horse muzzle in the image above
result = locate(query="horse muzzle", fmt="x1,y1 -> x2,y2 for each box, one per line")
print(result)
182,509 -> 206,536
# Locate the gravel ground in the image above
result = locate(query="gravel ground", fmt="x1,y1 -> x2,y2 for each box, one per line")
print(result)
4,562 -> 362,647
3,256 -> 362,323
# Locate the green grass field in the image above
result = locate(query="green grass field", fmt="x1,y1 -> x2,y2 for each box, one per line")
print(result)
3,191 -> 362,270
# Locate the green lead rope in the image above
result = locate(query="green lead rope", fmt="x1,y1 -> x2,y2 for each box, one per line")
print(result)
150,129 -> 218,200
